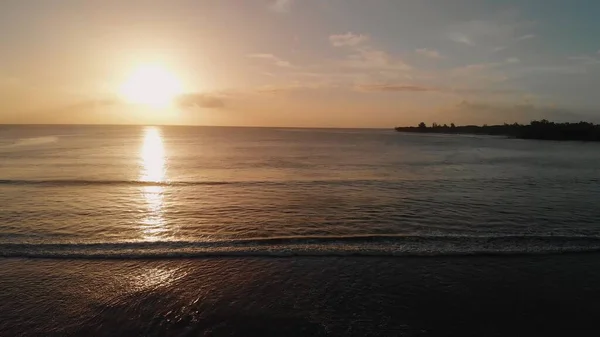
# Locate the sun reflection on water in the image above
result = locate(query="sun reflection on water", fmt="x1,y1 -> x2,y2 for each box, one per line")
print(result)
128,266 -> 184,292
141,127 -> 166,183
139,127 -> 168,241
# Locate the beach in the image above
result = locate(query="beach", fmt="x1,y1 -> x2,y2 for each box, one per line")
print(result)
2,254 -> 600,336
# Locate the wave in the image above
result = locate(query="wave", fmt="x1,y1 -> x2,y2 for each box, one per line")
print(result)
0,178 -> 394,187
5,177 -> 591,188
0,179 -> 240,187
2,234 -> 600,259
0,136 -> 59,149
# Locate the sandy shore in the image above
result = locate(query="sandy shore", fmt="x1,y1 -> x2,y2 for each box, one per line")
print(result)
1,255 -> 600,336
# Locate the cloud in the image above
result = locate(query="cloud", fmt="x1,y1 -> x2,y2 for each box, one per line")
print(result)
568,55 -> 600,65
416,48 -> 443,59
453,62 -> 502,73
269,0 -> 292,13
449,57 -> 524,84
448,33 -> 474,45
339,48 -> 412,73
355,83 -> 435,92
329,33 -> 369,47
493,46 -> 507,53
248,53 -> 292,67
255,86 -> 292,95
65,98 -> 119,110
447,62 -> 511,86
448,88 -> 520,96
522,64 -> 586,75
447,15 -> 536,48
326,33 -> 411,75
254,81 -> 327,95
516,34 -> 536,41
71,98 -> 122,108
66,94 -> 227,111
355,83 -> 518,96
176,93 -> 225,108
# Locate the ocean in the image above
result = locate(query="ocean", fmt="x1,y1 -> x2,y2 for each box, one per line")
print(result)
1,125 -> 600,336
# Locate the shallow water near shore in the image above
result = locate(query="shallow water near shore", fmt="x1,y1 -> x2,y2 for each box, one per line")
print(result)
2,255 -> 600,336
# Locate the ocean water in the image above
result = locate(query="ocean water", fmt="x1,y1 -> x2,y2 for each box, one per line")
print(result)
3,125 -> 600,336
1,125 -> 600,257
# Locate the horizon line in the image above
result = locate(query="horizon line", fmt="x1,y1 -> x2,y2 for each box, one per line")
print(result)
0,123 -> 392,130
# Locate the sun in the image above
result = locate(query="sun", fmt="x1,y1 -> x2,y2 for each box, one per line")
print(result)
119,64 -> 183,107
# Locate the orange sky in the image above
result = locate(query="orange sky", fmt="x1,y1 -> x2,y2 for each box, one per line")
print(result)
1,0 -> 599,127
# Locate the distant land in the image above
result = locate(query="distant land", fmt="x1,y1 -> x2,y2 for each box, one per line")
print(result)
395,120 -> 600,142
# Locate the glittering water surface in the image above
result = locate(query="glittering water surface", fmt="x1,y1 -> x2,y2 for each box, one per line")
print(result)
1,125 -> 599,257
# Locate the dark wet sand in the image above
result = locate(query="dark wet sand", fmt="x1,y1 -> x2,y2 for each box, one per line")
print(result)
1,254 -> 599,336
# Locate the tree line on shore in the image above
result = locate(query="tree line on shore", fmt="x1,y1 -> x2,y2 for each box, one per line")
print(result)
394,120 -> 600,141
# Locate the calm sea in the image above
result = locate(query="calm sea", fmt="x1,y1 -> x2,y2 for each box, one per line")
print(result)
1,125 -> 599,257
3,125 -> 600,336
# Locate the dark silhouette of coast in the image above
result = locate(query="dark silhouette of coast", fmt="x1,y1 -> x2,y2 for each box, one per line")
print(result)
395,120 -> 600,141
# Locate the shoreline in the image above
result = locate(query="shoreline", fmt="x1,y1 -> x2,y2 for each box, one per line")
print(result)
3,255 -> 600,336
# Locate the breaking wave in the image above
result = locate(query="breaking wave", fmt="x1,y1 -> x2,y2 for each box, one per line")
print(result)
2,234 -> 600,259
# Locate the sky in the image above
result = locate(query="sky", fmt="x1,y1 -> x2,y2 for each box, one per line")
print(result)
1,0 -> 599,127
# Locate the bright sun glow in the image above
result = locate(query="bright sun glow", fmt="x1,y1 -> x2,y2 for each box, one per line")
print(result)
120,64 -> 183,107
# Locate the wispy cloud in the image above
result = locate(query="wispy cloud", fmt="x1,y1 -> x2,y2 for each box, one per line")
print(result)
448,32 -> 474,46
453,57 -> 522,75
516,34 -> 536,41
416,48 -> 443,59
269,0 -> 293,13
568,55 -> 600,65
255,83 -> 325,95
176,93 -> 225,108
247,53 -> 292,67
329,33 -> 369,47
341,48 -> 411,72
522,64 -> 587,75
356,83 -> 518,96
448,14 -> 536,49
356,83 -> 435,92
65,98 -> 119,110
493,46 -> 507,53
328,32 -> 411,76
453,62 -> 501,73
448,61 -> 511,85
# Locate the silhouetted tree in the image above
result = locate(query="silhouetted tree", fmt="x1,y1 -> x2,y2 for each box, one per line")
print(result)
394,119 -> 600,141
